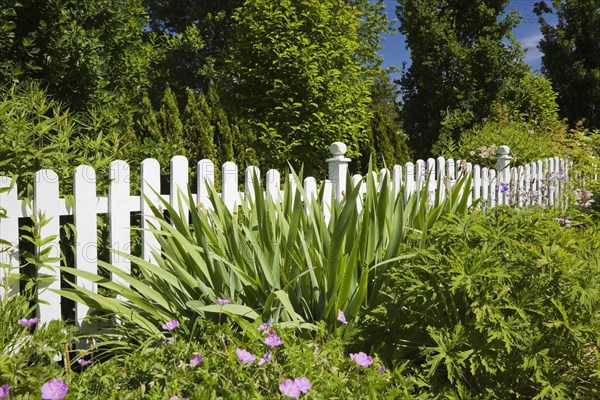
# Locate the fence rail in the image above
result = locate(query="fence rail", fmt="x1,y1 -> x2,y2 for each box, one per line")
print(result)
0,142 -> 569,325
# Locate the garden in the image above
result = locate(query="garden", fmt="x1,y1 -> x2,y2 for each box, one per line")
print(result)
1,164 -> 600,399
2,0 -> 600,398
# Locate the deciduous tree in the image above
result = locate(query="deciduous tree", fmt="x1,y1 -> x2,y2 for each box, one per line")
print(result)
535,0 -> 600,128
397,0 -> 528,157
225,0 -> 372,174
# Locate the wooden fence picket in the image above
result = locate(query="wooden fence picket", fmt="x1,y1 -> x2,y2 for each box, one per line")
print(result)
109,160 -> 131,287
266,169 -> 281,202
73,165 -> 98,325
222,162 -> 238,213
141,158 -> 161,264
304,177 -> 317,216
197,160 -> 215,211
34,169 -> 61,324
170,156 -> 189,220
404,162 -> 415,202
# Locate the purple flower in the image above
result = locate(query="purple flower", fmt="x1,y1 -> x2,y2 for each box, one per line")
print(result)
258,321 -> 271,331
500,182 -> 509,193
378,365 -> 386,373
279,379 -> 301,398
337,310 -> 348,324
217,297 -> 230,306
189,353 -> 203,367
235,348 -> 256,364
41,378 -> 68,400
0,385 -> 11,400
279,377 -> 312,398
18,317 -> 38,327
294,377 -> 312,393
77,359 -> 91,366
350,352 -> 373,367
169,397 -> 188,400
162,320 -> 179,331
263,330 -> 283,347
258,351 -> 272,366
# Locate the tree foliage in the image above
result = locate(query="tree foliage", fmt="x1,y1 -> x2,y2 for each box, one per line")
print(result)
225,0 -> 372,174
143,0 -> 242,99
535,0 -> 600,128
0,0 -> 151,111
363,72 -> 411,168
397,0 -> 529,157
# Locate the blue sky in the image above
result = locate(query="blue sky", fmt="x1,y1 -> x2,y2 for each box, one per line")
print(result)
378,0 -> 558,82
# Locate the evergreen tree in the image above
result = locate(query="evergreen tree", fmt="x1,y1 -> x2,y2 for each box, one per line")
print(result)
397,0 -> 528,157
137,95 -> 162,142
535,0 -> 600,128
369,72 -> 411,167
158,85 -> 184,150
183,88 -> 216,162
207,85 -> 235,165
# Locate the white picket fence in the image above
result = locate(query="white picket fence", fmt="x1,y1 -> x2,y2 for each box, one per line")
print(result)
0,142 -> 568,325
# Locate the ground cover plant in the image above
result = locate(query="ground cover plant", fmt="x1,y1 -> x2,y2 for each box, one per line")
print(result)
360,206 -> 600,398
1,293 -> 419,399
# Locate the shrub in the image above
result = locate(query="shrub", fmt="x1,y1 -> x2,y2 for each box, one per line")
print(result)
439,112 -> 566,168
361,207 -> 600,398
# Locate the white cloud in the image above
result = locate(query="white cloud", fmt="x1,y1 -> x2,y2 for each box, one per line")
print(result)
520,33 -> 544,50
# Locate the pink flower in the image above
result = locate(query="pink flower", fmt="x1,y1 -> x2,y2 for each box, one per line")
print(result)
263,330 -> 283,347
0,385 -> 11,400
217,298 -> 230,306
350,352 -> 373,367
258,321 -> 271,331
162,320 -> 179,331
77,359 -> 91,366
235,348 -> 256,364
258,351 -> 272,366
189,353 -> 203,367
41,378 -> 68,400
18,317 -> 38,327
337,310 -> 348,324
169,397 -> 188,400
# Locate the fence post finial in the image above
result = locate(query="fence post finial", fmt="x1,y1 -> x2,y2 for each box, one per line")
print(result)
326,142 -> 351,205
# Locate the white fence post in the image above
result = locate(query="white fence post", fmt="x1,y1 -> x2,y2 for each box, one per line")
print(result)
326,142 -> 351,205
